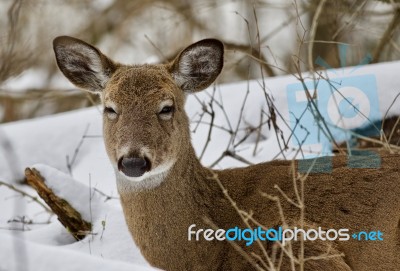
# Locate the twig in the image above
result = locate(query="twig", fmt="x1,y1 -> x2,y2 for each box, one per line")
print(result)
203,217 -> 265,271
199,86 -> 216,160
66,124 -> 90,175
144,34 -> 168,63
224,42 -> 275,77
0,0 -> 24,82
0,180 -> 52,213
307,0 -> 327,73
253,110 -> 264,156
208,171 -> 276,270
253,5 -> 287,158
93,188 -> 119,201
388,116 -> 400,145
332,0 -> 368,40
372,8 -> 400,63
8,216 -> 50,225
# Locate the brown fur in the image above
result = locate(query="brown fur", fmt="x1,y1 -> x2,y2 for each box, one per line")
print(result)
53,36 -> 400,271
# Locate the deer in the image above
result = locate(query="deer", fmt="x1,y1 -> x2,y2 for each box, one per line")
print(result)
53,36 -> 400,271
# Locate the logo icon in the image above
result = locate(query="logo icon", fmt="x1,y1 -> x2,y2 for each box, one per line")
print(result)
286,45 -> 381,172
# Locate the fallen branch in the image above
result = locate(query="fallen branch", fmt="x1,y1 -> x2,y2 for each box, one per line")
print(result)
25,168 -> 91,240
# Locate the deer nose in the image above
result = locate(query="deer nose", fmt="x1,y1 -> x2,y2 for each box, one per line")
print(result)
118,156 -> 151,177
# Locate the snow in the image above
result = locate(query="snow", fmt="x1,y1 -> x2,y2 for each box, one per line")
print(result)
0,60 -> 399,270
0,232 -> 156,271
26,165 -> 150,266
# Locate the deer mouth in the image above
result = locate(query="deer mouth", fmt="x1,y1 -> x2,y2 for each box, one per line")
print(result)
117,156 -> 152,178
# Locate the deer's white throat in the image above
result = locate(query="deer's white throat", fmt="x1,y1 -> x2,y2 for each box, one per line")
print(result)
116,159 -> 176,192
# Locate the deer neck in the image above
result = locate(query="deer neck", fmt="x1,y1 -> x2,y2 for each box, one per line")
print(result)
116,144 -> 218,230
116,144 -> 224,267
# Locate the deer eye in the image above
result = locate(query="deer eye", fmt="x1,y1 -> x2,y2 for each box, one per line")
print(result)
159,106 -> 174,114
158,104 -> 174,120
104,107 -> 115,113
104,106 -> 118,119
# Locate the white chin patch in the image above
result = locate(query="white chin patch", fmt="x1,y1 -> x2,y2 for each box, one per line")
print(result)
116,160 -> 175,191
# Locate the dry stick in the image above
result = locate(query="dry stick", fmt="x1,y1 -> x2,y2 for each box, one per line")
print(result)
304,5 -> 349,149
144,34 -> 168,63
0,226 -> 27,231
193,120 -> 232,134
201,85 -> 250,167
259,193 -> 298,271
290,159 -> 347,269
239,52 -> 291,75
66,124 -> 90,175
347,130 -> 400,151
195,87 -> 236,167
298,174 -> 305,271
390,39 -> 400,54
284,1 -> 319,159
253,110 -> 264,156
8,216 -> 50,225
295,77 -> 344,153
208,171 -> 276,270
380,92 -> 400,149
304,40 -> 351,46
224,42 -> 275,77
232,67 -> 251,148
237,206 -> 299,270
199,86 -> 217,160
234,121 -> 264,149
204,88 -> 234,132
304,252 -> 345,262
292,160 -> 316,270
372,8 -> 400,63
260,8 -> 308,44
251,252 -> 272,271
203,217 -> 264,271
252,5 -> 287,159
318,72 -> 381,145
316,86 -> 400,152
225,151 -> 253,166
25,168 -> 91,241
331,0 -> 368,40
0,180 -> 52,213
84,92 -> 101,112
206,10 -> 300,167
93,188 -> 119,201
210,160 -> 341,270
190,97 -> 208,133
388,116 -> 400,145
307,0 -> 327,74
262,160 -> 321,271
0,0 -> 23,82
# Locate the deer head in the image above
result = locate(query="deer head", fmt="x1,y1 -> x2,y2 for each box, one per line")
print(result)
53,36 -> 224,188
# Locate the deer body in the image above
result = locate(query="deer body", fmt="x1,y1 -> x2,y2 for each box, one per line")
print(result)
118,150 -> 400,271
53,36 -> 400,271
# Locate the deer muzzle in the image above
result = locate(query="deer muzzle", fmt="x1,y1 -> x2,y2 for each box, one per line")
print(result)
118,156 -> 151,177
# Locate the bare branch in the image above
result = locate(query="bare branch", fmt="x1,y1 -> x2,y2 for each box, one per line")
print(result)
372,7 -> 400,63
0,180 -> 52,213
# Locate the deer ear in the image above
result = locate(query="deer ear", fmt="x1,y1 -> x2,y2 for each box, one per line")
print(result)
170,39 -> 224,93
53,36 -> 117,93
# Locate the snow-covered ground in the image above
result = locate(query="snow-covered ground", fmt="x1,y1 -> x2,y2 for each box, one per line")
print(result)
0,61 -> 399,270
